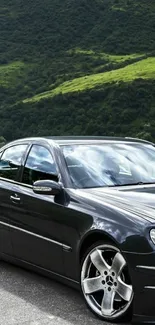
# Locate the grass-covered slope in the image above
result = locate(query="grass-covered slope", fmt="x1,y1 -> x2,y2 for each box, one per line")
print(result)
24,57 -> 155,102
1,0 -> 155,141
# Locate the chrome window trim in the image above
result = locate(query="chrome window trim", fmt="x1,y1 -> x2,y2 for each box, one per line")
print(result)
0,176 -> 17,184
0,177 -> 32,188
0,221 -> 71,251
144,286 -> 155,289
0,177 -> 63,190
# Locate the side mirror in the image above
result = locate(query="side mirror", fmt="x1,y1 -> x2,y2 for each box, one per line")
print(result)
33,180 -> 62,196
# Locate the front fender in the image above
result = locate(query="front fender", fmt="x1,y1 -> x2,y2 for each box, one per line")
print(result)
78,216 -> 153,257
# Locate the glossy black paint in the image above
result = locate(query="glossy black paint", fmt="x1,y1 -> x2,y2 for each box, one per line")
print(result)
33,179 -> 62,195
1,136 -> 155,323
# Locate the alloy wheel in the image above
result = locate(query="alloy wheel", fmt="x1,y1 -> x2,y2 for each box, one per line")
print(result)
81,244 -> 133,321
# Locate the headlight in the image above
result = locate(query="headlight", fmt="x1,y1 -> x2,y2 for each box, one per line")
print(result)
150,229 -> 155,244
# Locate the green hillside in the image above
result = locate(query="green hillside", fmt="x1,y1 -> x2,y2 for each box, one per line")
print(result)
1,0 -> 155,141
24,57 -> 155,102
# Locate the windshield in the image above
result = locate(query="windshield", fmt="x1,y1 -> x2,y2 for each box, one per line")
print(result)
62,142 -> 155,189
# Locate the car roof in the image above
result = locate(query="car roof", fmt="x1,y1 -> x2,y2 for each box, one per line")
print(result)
45,136 -> 154,145
5,136 -> 154,147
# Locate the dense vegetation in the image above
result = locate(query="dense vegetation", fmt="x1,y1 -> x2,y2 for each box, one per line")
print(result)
1,0 -> 155,141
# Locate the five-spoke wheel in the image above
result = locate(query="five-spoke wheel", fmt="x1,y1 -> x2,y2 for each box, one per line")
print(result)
81,242 -> 133,322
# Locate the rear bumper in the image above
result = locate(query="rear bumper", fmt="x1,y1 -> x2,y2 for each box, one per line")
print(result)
123,251 -> 155,323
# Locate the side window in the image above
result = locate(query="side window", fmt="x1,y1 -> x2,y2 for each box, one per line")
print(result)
22,145 -> 58,185
0,145 -> 27,181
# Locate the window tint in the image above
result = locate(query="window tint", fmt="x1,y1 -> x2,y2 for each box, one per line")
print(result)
0,145 -> 27,181
22,145 -> 58,185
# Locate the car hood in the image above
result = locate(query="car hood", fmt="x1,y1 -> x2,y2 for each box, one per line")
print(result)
74,184 -> 155,223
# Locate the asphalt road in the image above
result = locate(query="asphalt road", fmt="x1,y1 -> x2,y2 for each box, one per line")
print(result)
0,261 -> 128,325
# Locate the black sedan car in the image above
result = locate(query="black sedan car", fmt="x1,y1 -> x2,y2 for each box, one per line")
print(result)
1,136 -> 155,323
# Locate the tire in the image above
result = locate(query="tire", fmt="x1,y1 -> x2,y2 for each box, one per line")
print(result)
80,241 -> 133,323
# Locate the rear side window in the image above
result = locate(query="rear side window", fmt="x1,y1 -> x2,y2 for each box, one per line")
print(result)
0,144 -> 27,181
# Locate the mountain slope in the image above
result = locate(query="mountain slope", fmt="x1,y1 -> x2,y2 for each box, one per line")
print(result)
23,57 -> 155,102
0,0 -> 155,141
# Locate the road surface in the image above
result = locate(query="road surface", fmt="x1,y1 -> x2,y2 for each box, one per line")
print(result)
0,261 -> 128,325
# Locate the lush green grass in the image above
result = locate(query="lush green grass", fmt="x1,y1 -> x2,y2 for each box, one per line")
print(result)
111,6 -> 126,12
0,61 -> 27,88
68,48 -> 144,63
24,57 -> 155,103
103,53 -> 144,63
0,49 -> 143,92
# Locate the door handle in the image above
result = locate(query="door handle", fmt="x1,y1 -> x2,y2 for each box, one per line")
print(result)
10,195 -> 21,203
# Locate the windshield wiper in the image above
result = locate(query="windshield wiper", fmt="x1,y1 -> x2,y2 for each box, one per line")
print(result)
109,182 -> 155,187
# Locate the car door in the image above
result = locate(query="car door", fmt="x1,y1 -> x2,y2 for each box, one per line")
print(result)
0,144 -> 28,255
9,143 -> 65,275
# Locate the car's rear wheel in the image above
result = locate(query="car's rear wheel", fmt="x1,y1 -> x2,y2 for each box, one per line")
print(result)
80,241 -> 133,323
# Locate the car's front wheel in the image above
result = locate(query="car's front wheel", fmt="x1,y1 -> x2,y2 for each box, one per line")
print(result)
80,241 -> 134,323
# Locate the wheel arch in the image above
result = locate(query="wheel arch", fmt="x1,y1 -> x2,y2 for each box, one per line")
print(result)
79,230 -> 119,263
